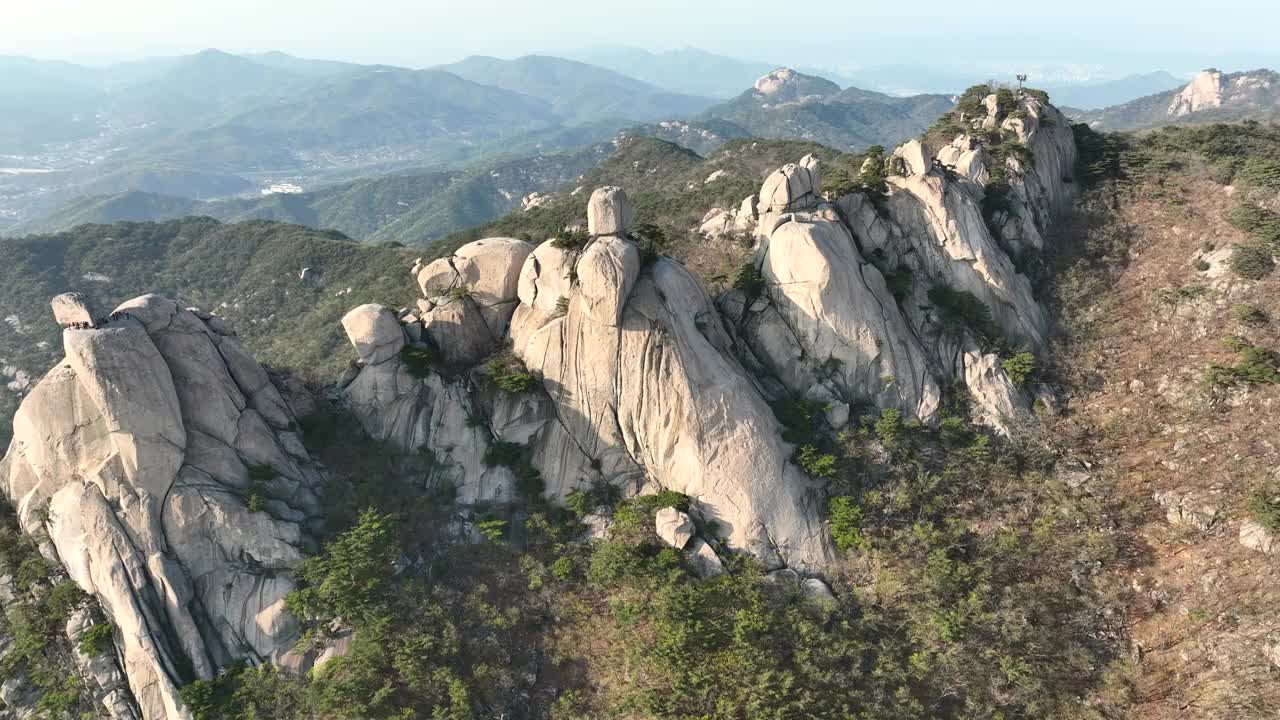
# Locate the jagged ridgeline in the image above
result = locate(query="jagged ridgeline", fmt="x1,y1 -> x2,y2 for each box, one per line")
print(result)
2,87 -> 1087,719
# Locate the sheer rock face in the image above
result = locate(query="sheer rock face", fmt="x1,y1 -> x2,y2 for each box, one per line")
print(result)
510,244 -> 832,570
0,294 -> 325,720
747,214 -> 941,420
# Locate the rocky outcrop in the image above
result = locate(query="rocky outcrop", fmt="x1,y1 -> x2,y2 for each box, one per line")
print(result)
0,294 -> 325,720
587,186 -> 634,236
1169,69 -> 1224,116
508,198 -> 831,570
752,68 -> 840,105
733,92 -> 1076,433
50,292 -> 96,328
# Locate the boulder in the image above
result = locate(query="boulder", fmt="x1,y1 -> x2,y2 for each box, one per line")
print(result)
801,577 -> 837,605
341,304 -> 405,365
759,159 -> 821,213
655,507 -> 695,549
415,238 -> 534,336
576,236 -> 640,327
894,139 -> 930,176
587,186 -> 634,236
1239,519 -> 1276,555
1153,488 -> 1223,531
688,538 -> 724,578
422,296 -> 499,367
517,240 -> 577,313
51,291 -> 95,327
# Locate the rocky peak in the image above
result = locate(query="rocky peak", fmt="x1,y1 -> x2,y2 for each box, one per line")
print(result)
2,293 -> 327,720
1168,68 -> 1224,116
751,68 -> 840,105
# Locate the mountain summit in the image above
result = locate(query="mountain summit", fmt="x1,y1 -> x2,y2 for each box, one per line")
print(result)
1079,67 -> 1280,129
751,68 -> 841,105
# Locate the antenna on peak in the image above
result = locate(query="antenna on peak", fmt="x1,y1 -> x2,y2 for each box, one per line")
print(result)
1016,73 -> 1028,96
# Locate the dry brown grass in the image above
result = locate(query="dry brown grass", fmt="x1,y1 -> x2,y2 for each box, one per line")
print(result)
1049,168 -> 1280,720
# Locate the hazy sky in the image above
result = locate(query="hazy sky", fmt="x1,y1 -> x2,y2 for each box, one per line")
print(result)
5,0 -> 1280,74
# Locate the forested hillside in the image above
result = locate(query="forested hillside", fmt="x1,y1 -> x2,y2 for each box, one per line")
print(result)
0,218 -> 418,443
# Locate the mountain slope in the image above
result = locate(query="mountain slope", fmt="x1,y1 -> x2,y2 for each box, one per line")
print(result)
10,147 -> 608,244
438,54 -> 715,123
1078,68 -> 1280,130
1047,120 -> 1280,718
1042,70 -> 1186,110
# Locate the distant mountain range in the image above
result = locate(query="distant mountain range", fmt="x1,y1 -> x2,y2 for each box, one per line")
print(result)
3,46 -> 1248,250
1075,68 -> 1280,130
7,145 -> 609,244
566,44 -> 1192,109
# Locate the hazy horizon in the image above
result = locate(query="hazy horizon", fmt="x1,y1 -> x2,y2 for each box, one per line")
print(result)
7,0 -> 1280,80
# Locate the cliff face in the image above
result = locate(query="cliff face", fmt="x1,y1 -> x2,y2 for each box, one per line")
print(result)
1,90 -> 1079,719
1,295 -> 325,720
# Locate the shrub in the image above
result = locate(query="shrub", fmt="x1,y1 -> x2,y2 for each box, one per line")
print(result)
822,167 -> 859,199
1234,304 -> 1269,326
483,440 -> 545,500
928,285 -> 999,344
1205,342 -> 1280,387
1237,157 -> 1280,190
586,542 -> 643,586
1227,203 -> 1280,246
484,440 -> 526,469
881,266 -> 913,301
553,296 -> 570,317
401,346 -> 433,378
795,445 -> 838,479
1157,284 -> 1211,304
15,555 -> 51,590
476,519 -> 509,543
1193,258 -> 1211,271
1247,488 -> 1280,532
286,509 -> 399,629
77,622 -> 115,656
550,556 -> 575,582
827,496 -> 866,551
874,408 -> 906,448
551,227 -> 589,251
769,396 -> 828,444
1229,243 -> 1275,280
731,262 -> 764,300
632,223 -> 672,266
1002,352 -> 1037,387
487,352 -> 537,394
1025,88 -> 1050,104
43,580 -> 88,621
180,680 -> 220,720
